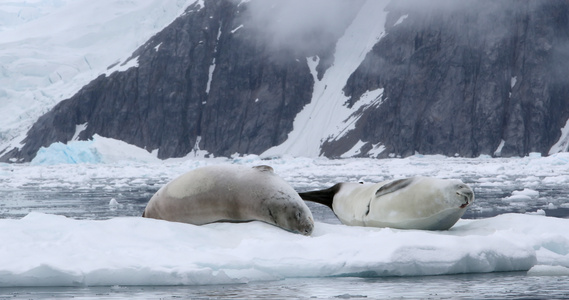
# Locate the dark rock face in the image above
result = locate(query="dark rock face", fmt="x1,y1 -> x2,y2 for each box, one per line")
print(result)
3,0 -> 569,162
4,0 -> 316,161
326,0 -> 569,158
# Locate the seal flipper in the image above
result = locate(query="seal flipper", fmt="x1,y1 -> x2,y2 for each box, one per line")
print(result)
297,183 -> 342,209
253,165 -> 274,173
375,178 -> 415,198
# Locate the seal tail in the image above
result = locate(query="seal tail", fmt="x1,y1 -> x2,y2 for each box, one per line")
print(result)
297,184 -> 341,209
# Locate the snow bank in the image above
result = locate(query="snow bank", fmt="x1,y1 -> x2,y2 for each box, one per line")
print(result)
3,212 -> 567,287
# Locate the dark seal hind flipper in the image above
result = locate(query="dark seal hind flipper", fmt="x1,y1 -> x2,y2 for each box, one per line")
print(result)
297,183 -> 342,209
252,165 -> 274,173
375,178 -> 415,198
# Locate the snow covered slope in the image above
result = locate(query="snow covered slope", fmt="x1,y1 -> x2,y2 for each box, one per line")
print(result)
0,0 -> 197,151
262,0 -> 388,157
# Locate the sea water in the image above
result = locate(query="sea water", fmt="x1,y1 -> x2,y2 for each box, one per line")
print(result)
1,273 -> 568,299
1,155 -> 569,299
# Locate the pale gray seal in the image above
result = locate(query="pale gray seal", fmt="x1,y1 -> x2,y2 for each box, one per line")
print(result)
143,164 -> 314,235
299,177 -> 474,230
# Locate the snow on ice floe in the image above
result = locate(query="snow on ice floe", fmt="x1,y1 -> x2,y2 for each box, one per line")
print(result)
2,212 -> 569,287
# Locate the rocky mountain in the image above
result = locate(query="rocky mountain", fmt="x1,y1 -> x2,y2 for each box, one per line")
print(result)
327,0 -> 569,158
2,0 -> 569,162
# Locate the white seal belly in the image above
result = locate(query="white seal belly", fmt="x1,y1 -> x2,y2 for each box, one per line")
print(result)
143,164 -> 314,235
299,177 -> 474,230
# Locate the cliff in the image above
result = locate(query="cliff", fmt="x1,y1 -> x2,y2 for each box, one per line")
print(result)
325,0 -> 569,158
2,0 -> 568,162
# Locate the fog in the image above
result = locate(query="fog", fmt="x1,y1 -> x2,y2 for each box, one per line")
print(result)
238,0 -> 484,56
239,0 -> 365,55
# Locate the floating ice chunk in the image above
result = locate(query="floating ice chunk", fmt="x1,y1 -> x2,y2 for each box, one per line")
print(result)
503,188 -> 539,202
503,194 -> 531,202
543,153 -> 569,165
109,198 -> 119,206
526,209 -> 546,216
232,154 -> 261,164
30,134 -> 158,165
31,140 -> 100,165
514,188 -> 539,198
528,152 -> 542,158
527,265 -> 569,276
542,176 -> 568,184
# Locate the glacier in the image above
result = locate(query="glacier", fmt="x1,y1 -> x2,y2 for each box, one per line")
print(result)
0,0 -> 198,153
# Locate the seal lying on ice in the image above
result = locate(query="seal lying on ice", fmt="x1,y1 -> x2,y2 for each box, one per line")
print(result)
298,177 -> 474,230
143,164 -> 314,235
